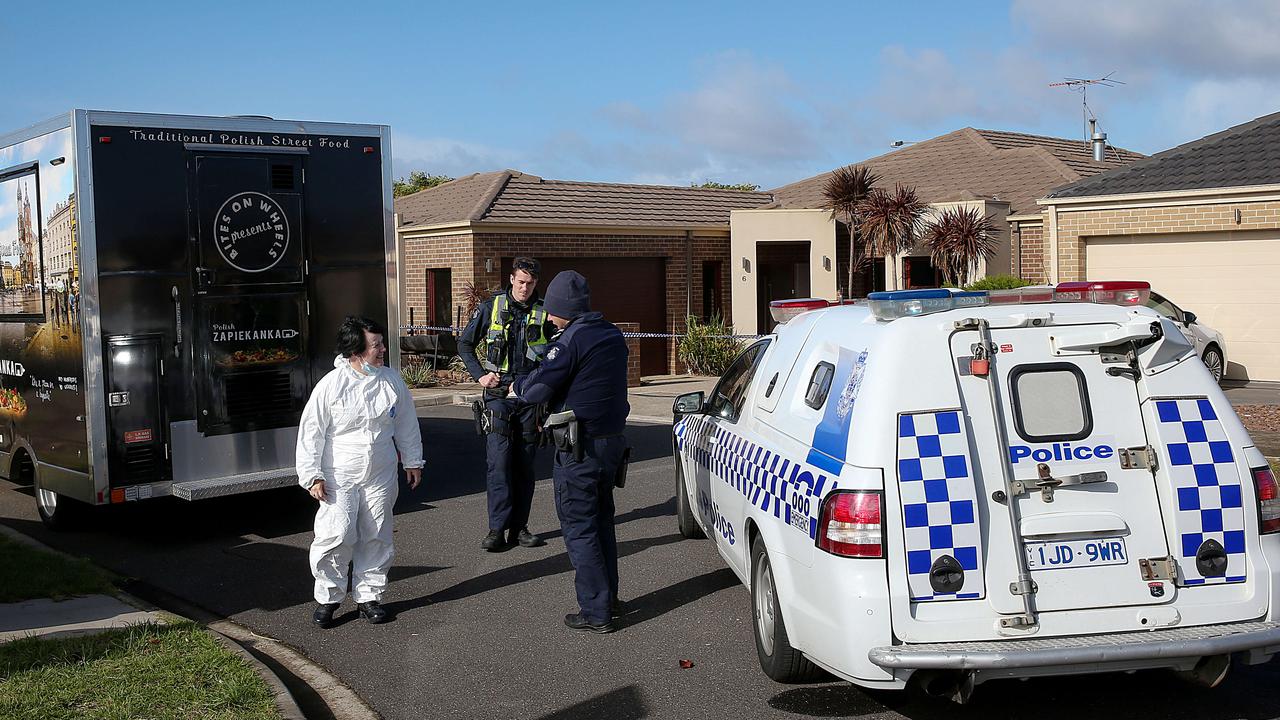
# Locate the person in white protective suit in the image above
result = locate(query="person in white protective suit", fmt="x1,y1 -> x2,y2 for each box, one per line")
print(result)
296,316 -> 424,627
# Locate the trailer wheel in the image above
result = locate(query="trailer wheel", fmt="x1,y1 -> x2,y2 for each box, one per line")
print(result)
33,469 -> 87,531
676,461 -> 705,540
751,535 -> 824,682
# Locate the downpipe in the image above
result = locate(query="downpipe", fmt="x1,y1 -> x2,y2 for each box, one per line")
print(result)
916,670 -> 977,704
1176,654 -> 1231,688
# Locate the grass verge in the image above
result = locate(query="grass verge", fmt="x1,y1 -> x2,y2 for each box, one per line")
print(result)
0,620 -> 281,720
0,534 -> 116,603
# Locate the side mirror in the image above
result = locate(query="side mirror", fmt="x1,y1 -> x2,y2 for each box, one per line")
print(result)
1184,311 -> 1198,325
673,391 -> 705,415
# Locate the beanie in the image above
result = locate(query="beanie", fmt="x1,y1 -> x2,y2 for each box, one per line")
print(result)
542,270 -> 591,320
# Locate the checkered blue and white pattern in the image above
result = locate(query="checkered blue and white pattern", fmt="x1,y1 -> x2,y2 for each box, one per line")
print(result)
676,416 -> 831,538
897,410 -> 985,602
1156,398 -> 1246,586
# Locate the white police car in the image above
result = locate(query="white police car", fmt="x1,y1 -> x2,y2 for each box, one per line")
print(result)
672,281 -> 1280,700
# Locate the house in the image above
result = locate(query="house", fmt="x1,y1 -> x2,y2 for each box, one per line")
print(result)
395,170 -> 772,375
729,128 -> 1144,334
1040,111 -> 1280,381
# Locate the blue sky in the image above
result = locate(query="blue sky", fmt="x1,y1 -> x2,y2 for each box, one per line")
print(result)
5,0 -> 1279,190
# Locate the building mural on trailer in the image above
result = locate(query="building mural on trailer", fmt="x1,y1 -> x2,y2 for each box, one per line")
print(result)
0,126 -> 84,474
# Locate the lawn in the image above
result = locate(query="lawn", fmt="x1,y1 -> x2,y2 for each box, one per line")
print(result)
0,621 -> 281,720
0,533 -> 116,603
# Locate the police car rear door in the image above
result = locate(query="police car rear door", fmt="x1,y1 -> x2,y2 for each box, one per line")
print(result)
952,317 -> 1173,615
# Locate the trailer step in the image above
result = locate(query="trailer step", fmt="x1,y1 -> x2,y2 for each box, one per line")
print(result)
171,469 -> 298,501
869,620 -> 1280,671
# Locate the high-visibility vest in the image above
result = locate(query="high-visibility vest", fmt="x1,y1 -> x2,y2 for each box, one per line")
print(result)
483,293 -> 549,372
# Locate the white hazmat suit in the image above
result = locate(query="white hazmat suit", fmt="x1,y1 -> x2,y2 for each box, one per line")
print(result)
296,355 -> 424,605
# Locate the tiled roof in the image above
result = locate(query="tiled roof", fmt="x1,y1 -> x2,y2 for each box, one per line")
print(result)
768,128 -> 1143,216
396,170 -> 774,229
1047,111 -> 1280,199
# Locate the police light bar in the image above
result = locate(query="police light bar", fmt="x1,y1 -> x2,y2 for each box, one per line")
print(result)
769,298 -> 831,324
865,281 -> 1154,321
1053,280 -> 1150,306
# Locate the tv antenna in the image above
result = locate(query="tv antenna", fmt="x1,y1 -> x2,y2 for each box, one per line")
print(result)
1050,73 -> 1124,141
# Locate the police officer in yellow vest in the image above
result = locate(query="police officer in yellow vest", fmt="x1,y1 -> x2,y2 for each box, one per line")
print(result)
458,257 -> 558,551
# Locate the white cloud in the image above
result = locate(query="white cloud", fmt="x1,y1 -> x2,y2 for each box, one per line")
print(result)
391,132 -> 524,179
1012,0 -> 1280,79
1172,78 -> 1280,141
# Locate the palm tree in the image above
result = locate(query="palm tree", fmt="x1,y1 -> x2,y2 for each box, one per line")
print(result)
821,164 -> 880,298
922,207 -> 1001,286
858,184 -> 927,291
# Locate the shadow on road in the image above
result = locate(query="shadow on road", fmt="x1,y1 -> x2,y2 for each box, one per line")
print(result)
533,684 -> 648,720
618,567 -> 738,630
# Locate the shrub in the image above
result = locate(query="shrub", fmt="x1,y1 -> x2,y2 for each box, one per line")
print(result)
679,315 -> 743,376
400,358 -> 437,388
964,274 -> 1033,291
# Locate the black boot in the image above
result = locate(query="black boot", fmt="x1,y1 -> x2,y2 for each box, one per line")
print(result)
564,612 -> 616,634
513,527 -> 545,548
481,529 -> 506,552
312,603 -> 339,628
357,601 -> 389,624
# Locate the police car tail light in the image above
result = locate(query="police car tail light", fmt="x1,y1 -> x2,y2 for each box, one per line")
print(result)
988,286 -> 1054,305
1252,466 -> 1280,534
769,298 -> 831,324
1053,280 -> 1151,306
816,490 -> 883,558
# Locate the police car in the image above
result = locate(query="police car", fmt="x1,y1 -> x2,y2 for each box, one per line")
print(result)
672,281 -> 1280,700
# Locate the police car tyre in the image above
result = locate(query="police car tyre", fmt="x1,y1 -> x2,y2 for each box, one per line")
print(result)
751,536 -> 824,683
1202,345 -> 1224,383
34,475 -> 88,531
675,460 -> 705,540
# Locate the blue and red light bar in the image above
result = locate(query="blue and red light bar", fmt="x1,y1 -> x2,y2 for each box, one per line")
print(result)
768,281 -> 1153,324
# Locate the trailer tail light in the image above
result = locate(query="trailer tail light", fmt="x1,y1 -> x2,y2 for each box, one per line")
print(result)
98,136 -> 111,144
769,298 -> 830,324
1053,280 -> 1150,306
363,146 -> 375,154
1253,466 -> 1280,534
816,490 -> 883,557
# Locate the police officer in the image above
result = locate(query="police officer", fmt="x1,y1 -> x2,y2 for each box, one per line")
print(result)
458,257 -> 557,551
514,271 -> 629,633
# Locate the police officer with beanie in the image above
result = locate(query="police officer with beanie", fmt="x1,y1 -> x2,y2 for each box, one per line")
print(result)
459,257 -> 557,551
515,270 -> 630,633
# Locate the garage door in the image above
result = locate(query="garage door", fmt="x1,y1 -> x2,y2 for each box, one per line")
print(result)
505,256 -> 669,376
1086,231 -> 1280,381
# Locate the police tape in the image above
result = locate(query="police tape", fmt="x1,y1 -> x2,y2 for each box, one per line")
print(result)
399,325 -> 761,340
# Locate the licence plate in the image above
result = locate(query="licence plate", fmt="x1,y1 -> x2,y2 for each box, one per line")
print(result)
1025,537 -> 1128,570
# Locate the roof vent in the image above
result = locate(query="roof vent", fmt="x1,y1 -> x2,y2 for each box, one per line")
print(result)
1089,118 -> 1107,162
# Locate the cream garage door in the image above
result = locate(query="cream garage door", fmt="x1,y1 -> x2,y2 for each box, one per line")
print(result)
1086,230 -> 1280,381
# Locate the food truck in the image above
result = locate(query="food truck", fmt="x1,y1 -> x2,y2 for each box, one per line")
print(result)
0,111 -> 396,527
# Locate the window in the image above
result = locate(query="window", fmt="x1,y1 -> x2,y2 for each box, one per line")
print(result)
1010,363 -> 1093,442
1145,292 -> 1183,323
0,161 -> 46,322
707,339 -> 770,423
805,362 -> 835,409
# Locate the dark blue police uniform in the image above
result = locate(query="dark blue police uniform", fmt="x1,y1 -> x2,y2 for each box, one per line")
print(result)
459,289 -> 556,548
515,271 -> 629,632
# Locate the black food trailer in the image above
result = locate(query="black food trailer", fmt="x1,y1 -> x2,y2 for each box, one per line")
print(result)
0,110 -> 397,528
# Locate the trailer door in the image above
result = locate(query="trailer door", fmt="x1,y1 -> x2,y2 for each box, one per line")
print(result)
187,151 -> 311,436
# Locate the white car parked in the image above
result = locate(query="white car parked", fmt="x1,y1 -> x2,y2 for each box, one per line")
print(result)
1146,291 -> 1228,383
672,281 -> 1280,701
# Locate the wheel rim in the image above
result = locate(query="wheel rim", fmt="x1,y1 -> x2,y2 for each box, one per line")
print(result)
1205,351 -> 1223,381
36,486 -> 57,515
754,552 -> 777,656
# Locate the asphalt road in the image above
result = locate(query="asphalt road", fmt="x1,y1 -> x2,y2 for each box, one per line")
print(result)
4,405 -> 1280,719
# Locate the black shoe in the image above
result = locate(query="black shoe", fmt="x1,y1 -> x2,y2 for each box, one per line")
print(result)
564,612 -> 616,634
481,529 -> 506,552
514,528 -> 545,548
312,603 -> 339,628
357,601 -> 389,624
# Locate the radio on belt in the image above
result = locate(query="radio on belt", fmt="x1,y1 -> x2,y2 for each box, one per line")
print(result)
672,280 -> 1280,702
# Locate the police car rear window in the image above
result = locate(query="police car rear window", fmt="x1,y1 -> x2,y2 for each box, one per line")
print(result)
804,362 -> 835,409
1009,363 -> 1093,442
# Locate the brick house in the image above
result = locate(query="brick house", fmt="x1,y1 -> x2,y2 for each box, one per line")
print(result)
1040,111 -> 1280,381
729,128 -> 1143,334
395,170 -> 772,375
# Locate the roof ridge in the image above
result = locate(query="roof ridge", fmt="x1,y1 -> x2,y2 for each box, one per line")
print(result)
472,170 -> 519,221
976,127 -> 1143,158
531,176 -> 771,196
1021,145 -> 1080,182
